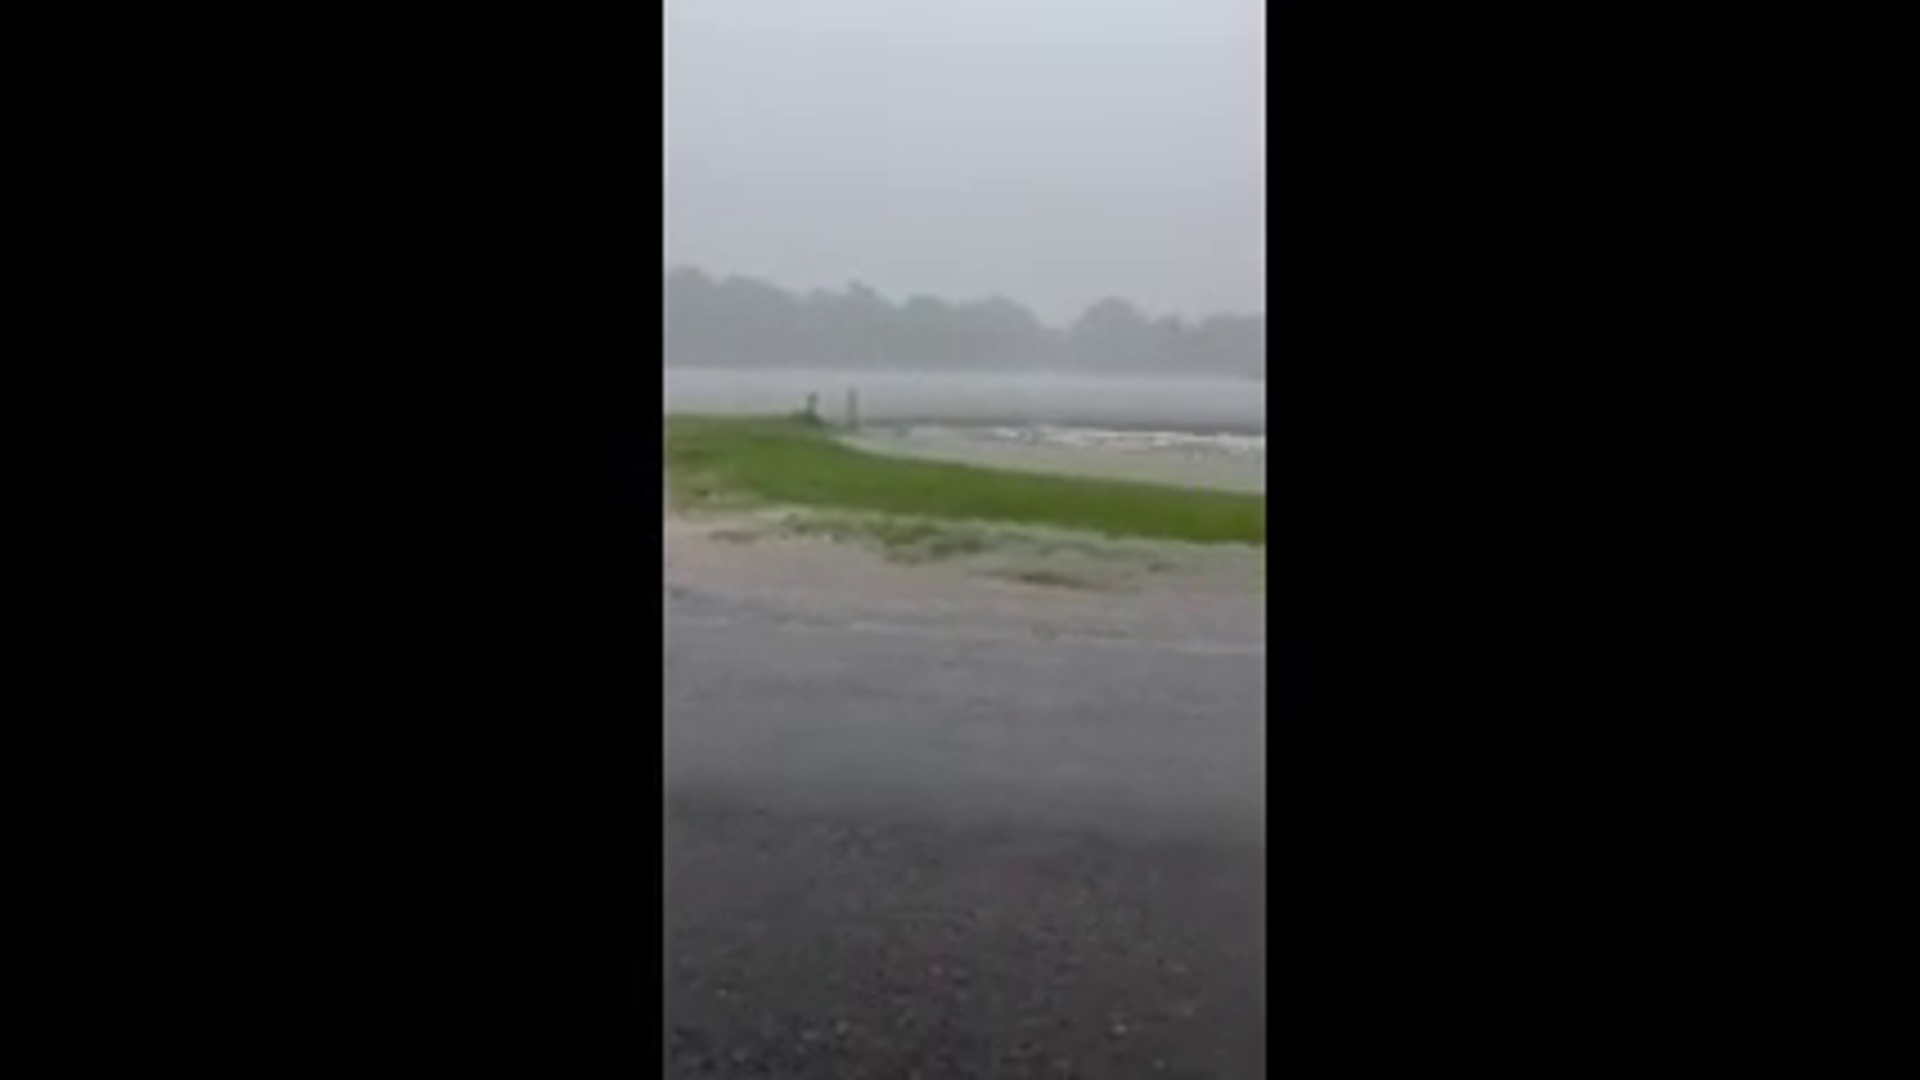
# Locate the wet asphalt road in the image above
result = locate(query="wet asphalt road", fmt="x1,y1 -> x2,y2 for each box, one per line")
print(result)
666,587 -> 1267,1078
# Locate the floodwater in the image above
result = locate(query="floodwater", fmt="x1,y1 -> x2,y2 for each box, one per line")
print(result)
847,424 -> 1266,494
665,368 -> 1265,433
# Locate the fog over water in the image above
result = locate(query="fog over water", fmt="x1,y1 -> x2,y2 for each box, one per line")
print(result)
666,367 -> 1265,433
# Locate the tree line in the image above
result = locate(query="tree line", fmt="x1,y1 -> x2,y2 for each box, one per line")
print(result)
666,266 -> 1264,379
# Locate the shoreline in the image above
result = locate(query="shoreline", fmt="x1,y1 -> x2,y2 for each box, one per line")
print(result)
666,508 -> 1265,649
842,428 -> 1266,494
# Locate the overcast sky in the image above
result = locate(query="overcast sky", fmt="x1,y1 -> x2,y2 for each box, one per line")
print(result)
666,0 -> 1264,326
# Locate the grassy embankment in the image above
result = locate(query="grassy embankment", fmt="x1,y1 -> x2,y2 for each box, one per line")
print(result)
665,415 -> 1264,547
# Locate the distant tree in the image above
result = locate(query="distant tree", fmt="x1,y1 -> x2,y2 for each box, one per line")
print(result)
954,296 -> 1054,368
1149,316 -> 1189,371
665,265 -> 720,363
1069,297 -> 1153,371
663,266 -> 1262,378
897,295 -> 954,365
1191,314 -> 1265,378
837,281 -> 893,368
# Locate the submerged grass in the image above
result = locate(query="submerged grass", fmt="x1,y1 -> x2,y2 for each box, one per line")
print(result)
666,414 -> 1264,545
994,567 -> 1101,590
780,515 -> 992,563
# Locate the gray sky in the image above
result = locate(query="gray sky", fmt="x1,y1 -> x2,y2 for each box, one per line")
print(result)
666,0 -> 1264,327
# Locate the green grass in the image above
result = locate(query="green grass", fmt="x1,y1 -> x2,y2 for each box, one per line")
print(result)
666,415 -> 1264,545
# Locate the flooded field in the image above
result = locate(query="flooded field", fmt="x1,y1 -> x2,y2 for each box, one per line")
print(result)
846,423 -> 1265,493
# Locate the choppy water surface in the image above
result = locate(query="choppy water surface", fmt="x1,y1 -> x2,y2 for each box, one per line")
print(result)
969,424 -> 1264,460
849,423 -> 1265,494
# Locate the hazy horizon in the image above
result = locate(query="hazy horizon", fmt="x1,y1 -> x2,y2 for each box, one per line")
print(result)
664,261 -> 1259,331
666,0 -> 1265,327
666,263 -> 1264,378
667,366 -> 1266,433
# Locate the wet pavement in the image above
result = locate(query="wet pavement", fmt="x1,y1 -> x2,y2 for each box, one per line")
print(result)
666,586 -> 1266,1078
